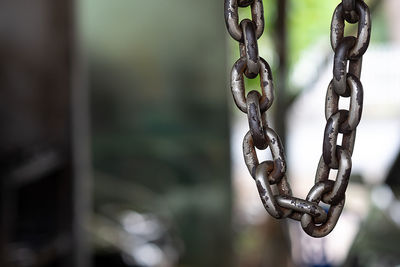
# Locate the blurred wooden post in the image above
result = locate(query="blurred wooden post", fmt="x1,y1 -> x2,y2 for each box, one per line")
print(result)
275,0 -> 288,145
0,1 -> 90,266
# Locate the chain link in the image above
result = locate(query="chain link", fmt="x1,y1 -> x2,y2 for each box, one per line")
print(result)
224,0 -> 371,237
331,0 -> 371,59
240,19 -> 260,78
343,0 -> 359,23
231,57 -> 274,113
224,0 -> 264,42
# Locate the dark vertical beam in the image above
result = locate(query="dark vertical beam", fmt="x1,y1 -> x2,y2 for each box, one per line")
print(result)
272,0 -> 293,254
274,0 -> 288,145
70,0 -> 92,266
0,178 -> 15,266
0,1 -> 90,266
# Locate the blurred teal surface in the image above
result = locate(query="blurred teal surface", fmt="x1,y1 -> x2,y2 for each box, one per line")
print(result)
80,1 -> 232,266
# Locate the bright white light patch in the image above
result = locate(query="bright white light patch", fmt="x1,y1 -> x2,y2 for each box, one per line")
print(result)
371,184 -> 394,210
132,243 -> 164,267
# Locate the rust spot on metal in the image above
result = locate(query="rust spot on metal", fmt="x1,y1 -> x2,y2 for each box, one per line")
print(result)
344,167 -> 351,179
271,158 -> 284,181
256,180 -> 267,195
356,85 -> 363,104
251,166 -> 257,179
323,119 -> 335,166
304,222 -> 315,235
310,205 -> 316,214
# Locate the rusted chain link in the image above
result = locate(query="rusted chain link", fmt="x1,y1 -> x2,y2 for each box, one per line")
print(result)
240,19 -> 260,78
224,0 -> 264,42
224,0 -> 371,237
343,0 -> 359,23
331,0 -> 371,59
238,0 -> 254,8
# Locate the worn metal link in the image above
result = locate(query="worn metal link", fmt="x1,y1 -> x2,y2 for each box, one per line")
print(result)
241,19 -> 260,78
255,162 -> 285,218
331,0 -> 371,59
224,0 -> 370,237
343,0 -> 355,11
243,127 -> 286,183
276,195 -> 328,224
231,57 -> 274,113
246,91 -> 268,149
301,181 -> 345,237
349,58 -> 363,78
322,110 -> 356,169
333,36 -> 356,96
255,162 -> 294,217
326,74 -> 364,133
321,148 -> 352,204
343,0 -> 359,23
224,0 -> 264,42
238,0 -> 254,8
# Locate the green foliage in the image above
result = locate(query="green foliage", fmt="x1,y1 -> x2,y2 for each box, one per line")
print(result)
232,0 -> 388,98
287,0 -> 337,65
233,0 -> 337,97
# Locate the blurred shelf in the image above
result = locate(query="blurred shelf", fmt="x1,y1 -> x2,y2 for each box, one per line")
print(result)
7,149 -> 64,188
7,234 -> 71,267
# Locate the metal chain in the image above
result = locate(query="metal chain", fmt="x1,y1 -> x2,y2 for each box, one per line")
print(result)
224,0 -> 371,237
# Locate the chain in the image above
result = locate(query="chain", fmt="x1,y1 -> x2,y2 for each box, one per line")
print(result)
224,0 -> 371,237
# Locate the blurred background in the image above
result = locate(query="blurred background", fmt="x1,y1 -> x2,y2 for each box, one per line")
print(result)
0,0 -> 399,267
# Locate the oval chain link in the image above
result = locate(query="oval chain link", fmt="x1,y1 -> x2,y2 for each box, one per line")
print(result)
224,0 -> 264,42
246,91 -> 268,149
231,57 -> 274,113
240,19 -> 260,78
331,0 -> 371,59
343,0 -> 359,23
224,0 -> 370,237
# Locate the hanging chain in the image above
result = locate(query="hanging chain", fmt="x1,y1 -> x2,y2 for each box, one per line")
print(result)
224,0 -> 371,237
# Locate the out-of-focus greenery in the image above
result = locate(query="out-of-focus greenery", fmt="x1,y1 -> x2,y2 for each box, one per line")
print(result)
368,2 -> 389,43
288,0 -> 337,65
343,206 -> 400,267
235,0 -> 337,97
235,0 -> 389,99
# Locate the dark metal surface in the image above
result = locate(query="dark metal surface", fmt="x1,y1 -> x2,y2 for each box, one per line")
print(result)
240,19 -> 260,78
238,0 -> 253,8
343,0 -> 359,23
246,91 -> 267,149
343,0 -> 355,11
333,36 -> 356,95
